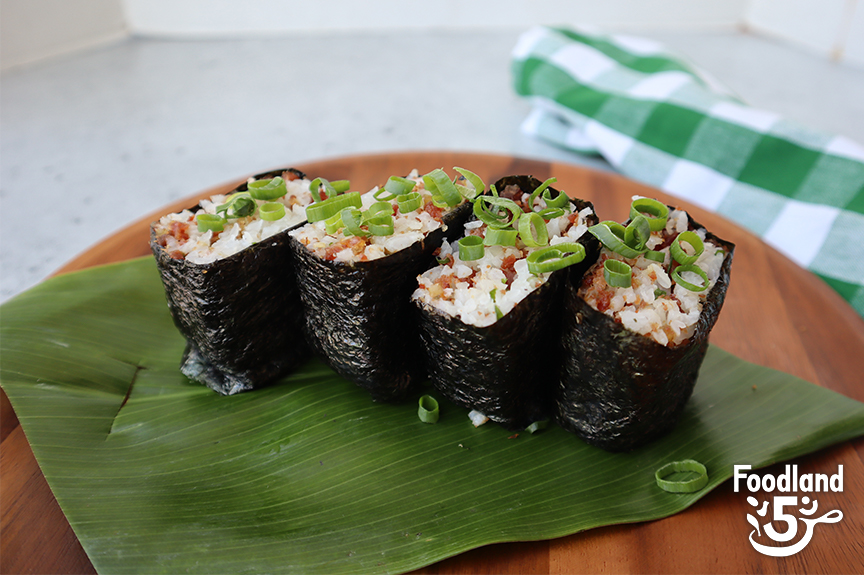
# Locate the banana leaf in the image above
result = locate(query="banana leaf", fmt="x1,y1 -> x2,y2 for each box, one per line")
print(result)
2,257 -> 863,575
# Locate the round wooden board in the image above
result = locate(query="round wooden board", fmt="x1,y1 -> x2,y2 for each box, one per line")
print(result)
2,152 -> 863,574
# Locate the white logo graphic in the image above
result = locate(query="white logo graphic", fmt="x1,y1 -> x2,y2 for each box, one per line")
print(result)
734,464 -> 844,557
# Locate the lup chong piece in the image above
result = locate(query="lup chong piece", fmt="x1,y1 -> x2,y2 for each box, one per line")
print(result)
288,168 -> 477,402
556,197 -> 735,451
413,175 -> 600,429
150,167 -> 315,395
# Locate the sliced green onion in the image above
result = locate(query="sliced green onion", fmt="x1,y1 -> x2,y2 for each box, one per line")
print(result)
248,177 -> 287,200
324,212 -> 344,234
603,259 -> 632,288
541,187 -> 570,209
655,459 -> 708,493
305,191 -> 362,222
309,177 -> 339,203
458,235 -> 484,260
258,202 -> 286,221
535,207 -> 565,220
216,192 -> 256,219
372,186 -> 395,201
423,168 -> 462,207
495,305 -> 504,320
452,167 -> 485,199
484,227 -> 518,247
644,250 -> 665,263
473,196 -> 522,229
525,420 -> 549,434
397,191 -> 422,213
363,201 -> 393,221
196,213 -> 226,232
624,215 -> 651,251
630,198 -> 669,232
671,231 -> 704,265
671,263 -> 709,292
654,289 -> 667,298
518,211 -> 549,247
331,180 -> 351,193
527,177 -> 557,208
340,207 -> 370,237
418,395 -> 440,424
526,242 -> 586,274
489,183 -> 499,198
588,221 -> 646,258
376,176 -> 415,200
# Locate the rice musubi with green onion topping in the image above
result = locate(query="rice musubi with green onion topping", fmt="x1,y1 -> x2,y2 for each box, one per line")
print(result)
152,168 -> 314,264
149,167 -> 315,396
287,168 -> 478,402
555,196 -> 734,451
412,175 -> 600,429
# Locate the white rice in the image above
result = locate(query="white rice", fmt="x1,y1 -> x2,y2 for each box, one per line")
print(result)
290,170 -> 460,263
578,208 -> 727,347
153,175 -> 313,264
413,204 -> 595,328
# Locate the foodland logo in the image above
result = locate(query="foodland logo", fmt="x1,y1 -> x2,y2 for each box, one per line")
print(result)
734,464 -> 843,557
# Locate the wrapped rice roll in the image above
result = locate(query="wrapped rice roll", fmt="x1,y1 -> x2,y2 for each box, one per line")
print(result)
287,168 -> 477,401
556,197 -> 735,450
150,167 -> 315,395
412,175 -> 600,429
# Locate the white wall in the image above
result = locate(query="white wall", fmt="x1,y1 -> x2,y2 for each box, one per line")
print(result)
120,0 -> 748,35
744,0 -> 863,66
0,0 -> 127,70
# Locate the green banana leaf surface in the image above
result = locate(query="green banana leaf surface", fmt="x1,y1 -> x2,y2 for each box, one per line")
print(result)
2,257 -> 863,574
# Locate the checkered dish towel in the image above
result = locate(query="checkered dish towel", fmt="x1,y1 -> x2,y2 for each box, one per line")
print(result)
512,26 -> 864,317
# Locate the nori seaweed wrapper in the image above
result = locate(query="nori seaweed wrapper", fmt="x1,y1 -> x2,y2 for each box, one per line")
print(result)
555,209 -> 735,451
415,176 -> 601,430
288,199 -> 473,402
150,167 -> 311,395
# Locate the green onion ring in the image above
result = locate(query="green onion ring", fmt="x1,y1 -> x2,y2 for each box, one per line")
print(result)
381,176 -> 415,199
526,242 -> 586,274
373,186 -> 395,201
324,212 -> 344,234
258,202 -> 286,221
518,211 -> 549,247
535,207 -> 565,220
305,191 -> 362,222
541,187 -> 570,209
671,263 -> 709,292
367,218 -> 394,236
525,420 -> 549,434
453,167 -> 485,199
484,227 -> 518,247
588,221 -> 646,258
458,235 -> 485,260
644,250 -> 665,263
527,177 -> 557,207
340,207 -> 370,237
671,231 -> 704,265
624,215 -> 651,251
331,180 -> 350,194
309,177 -> 339,203
418,395 -> 440,424
423,169 -> 462,207
603,259 -> 632,288
473,195 -> 522,229
215,192 -> 256,218
196,213 -> 226,232
655,459 -> 709,493
489,183 -> 499,198
654,289 -> 667,298
630,197 -> 669,232
248,177 -> 287,200
397,191 -> 422,213
364,201 -> 393,221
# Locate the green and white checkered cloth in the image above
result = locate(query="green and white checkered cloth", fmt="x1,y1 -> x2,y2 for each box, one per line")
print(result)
512,26 -> 864,317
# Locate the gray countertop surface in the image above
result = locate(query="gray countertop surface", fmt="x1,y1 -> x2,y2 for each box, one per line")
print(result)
2,28 -> 863,302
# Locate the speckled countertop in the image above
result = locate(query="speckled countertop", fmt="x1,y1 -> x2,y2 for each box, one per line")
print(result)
2,28 -> 862,301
